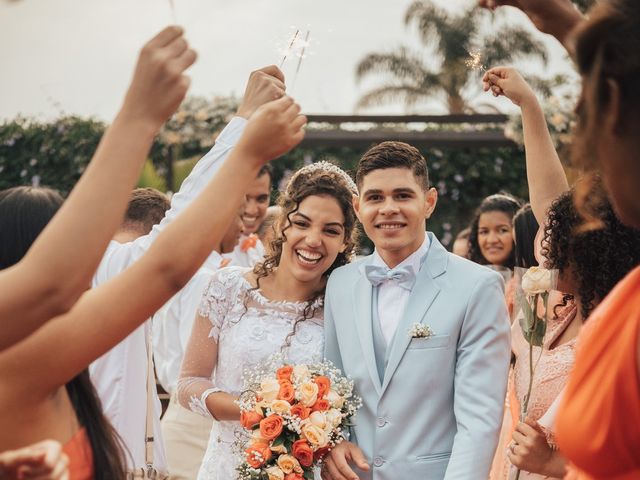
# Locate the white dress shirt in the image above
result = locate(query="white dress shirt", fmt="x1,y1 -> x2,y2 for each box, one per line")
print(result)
89,116 -> 246,472
152,255 -> 223,395
370,235 -> 430,345
223,234 -> 265,268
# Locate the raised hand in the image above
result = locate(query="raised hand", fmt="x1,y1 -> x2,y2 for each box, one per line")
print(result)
236,95 -> 307,165
321,440 -> 370,480
236,65 -> 287,119
482,67 -> 536,107
0,440 -> 69,480
477,0 -> 584,49
120,26 -> 197,131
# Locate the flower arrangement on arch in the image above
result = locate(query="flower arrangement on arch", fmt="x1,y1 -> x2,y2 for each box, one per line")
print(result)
236,359 -> 362,480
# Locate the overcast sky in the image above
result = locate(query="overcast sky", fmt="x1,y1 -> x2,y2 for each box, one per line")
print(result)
0,0 -> 575,122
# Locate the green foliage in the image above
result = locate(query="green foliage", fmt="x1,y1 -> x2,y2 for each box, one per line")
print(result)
276,144 -> 528,253
137,159 -> 167,191
356,0 -> 551,113
0,116 -> 105,193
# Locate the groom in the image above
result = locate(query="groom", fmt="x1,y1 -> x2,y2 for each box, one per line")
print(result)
322,141 -> 510,479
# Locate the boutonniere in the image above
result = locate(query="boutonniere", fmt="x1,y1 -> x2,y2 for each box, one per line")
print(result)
409,323 -> 434,339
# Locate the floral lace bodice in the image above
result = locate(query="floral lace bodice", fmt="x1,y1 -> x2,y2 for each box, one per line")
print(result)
176,267 -> 324,479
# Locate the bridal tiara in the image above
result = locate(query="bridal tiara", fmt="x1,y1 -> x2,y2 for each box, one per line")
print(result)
286,161 -> 359,196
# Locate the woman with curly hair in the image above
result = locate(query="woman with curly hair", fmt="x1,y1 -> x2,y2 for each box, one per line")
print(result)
479,0 -> 640,474
482,63 -> 640,478
468,193 -> 522,271
177,161 -> 359,479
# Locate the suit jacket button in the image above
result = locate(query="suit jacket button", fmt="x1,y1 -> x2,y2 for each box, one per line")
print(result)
376,417 -> 386,427
373,457 -> 384,467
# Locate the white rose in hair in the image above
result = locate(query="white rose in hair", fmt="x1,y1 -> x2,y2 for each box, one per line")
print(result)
521,267 -> 553,295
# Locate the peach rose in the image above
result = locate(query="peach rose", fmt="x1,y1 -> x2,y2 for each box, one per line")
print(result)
271,443 -> 288,455
260,378 -> 282,402
265,466 -> 285,480
278,381 -> 296,403
277,365 -> 293,383
314,376 -> 331,398
301,423 -> 328,448
270,399 -> 292,416
276,454 -> 302,474
298,382 -> 319,407
308,411 -> 327,429
325,408 -> 343,428
325,389 -> 344,408
240,410 -> 264,429
245,442 -> 272,469
260,414 -> 284,441
291,440 -> 314,467
290,404 -> 311,420
311,398 -> 330,412
293,364 -> 311,383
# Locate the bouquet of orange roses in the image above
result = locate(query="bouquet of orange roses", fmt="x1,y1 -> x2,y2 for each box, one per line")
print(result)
236,359 -> 361,480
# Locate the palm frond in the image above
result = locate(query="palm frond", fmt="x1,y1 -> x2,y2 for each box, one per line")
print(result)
481,27 -> 549,67
355,84 -> 438,111
355,47 -> 433,85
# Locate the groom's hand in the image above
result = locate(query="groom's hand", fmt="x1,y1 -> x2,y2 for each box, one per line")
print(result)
321,440 -> 369,480
236,65 -> 286,119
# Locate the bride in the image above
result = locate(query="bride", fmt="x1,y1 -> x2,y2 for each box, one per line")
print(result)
176,161 -> 359,479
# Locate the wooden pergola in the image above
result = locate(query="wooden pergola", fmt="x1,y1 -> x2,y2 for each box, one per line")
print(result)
300,114 -> 515,149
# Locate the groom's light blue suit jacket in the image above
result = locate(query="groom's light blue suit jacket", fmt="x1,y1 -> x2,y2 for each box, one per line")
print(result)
324,233 -> 511,479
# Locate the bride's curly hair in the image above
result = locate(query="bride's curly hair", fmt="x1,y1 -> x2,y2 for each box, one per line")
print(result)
252,163 -> 359,347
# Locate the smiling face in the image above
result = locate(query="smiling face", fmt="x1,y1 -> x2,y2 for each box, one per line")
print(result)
477,210 -> 514,266
242,172 -> 271,234
278,194 -> 347,285
354,168 -> 437,267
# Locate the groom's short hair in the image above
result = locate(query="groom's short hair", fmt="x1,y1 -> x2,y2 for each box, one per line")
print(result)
356,141 -> 430,191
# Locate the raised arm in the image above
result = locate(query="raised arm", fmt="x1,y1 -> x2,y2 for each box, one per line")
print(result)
483,67 -> 569,224
477,0 -> 585,51
0,26 -> 195,350
95,65 -> 287,284
0,95 -> 307,400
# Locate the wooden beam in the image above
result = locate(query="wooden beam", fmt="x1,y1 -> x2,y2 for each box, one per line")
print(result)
306,114 -> 509,124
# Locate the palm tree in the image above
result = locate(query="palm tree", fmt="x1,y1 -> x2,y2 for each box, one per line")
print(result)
356,1 -> 550,114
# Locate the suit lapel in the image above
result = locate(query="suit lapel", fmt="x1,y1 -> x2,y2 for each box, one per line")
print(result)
352,259 -> 382,395
381,233 -> 449,395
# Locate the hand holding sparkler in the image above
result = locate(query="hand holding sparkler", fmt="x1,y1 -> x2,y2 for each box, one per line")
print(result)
236,65 -> 286,119
482,66 -> 536,106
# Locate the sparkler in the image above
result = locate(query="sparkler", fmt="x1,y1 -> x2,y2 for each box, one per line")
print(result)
290,30 -> 311,93
279,29 -> 300,68
465,50 -> 487,72
168,0 -> 177,24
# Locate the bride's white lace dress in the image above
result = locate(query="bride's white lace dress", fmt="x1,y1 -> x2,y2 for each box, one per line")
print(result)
177,267 -> 324,480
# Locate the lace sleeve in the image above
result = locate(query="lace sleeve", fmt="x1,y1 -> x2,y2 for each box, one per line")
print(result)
176,269 -> 239,418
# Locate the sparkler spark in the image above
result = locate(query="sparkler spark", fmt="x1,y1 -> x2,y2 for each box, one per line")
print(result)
168,0 -> 177,24
465,50 -> 487,72
279,29 -> 300,68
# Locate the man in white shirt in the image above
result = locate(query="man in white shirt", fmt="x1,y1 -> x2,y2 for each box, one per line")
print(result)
223,164 -> 272,267
88,65 -> 287,476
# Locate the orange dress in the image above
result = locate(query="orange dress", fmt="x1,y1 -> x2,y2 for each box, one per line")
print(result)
556,266 -> 640,479
62,428 -> 94,480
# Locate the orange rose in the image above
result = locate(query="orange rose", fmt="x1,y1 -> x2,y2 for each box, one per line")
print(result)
290,404 -> 311,420
245,442 -> 272,468
291,440 -> 314,467
311,398 -> 330,412
277,365 -> 293,382
284,474 -> 304,480
240,410 -> 264,429
314,446 -> 331,461
278,381 -> 296,403
314,376 -> 331,398
259,414 -> 284,441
